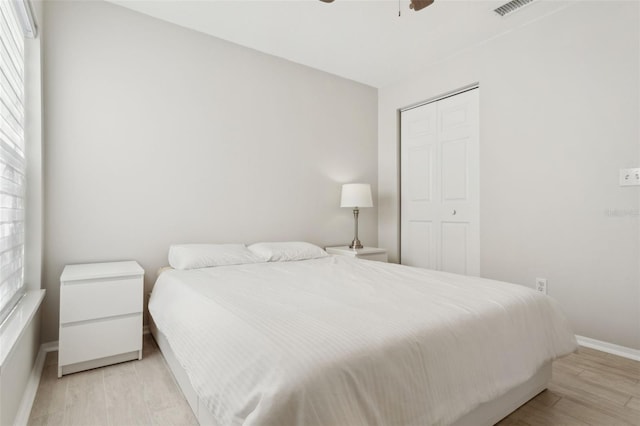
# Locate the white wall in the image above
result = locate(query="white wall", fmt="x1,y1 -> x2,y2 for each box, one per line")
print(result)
42,0 -> 378,342
379,1 -> 639,349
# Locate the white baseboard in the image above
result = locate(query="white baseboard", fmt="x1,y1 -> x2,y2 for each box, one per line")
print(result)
13,343 -> 48,426
41,341 -> 58,352
576,335 -> 640,361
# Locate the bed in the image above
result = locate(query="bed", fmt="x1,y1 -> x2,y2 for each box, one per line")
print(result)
149,246 -> 576,426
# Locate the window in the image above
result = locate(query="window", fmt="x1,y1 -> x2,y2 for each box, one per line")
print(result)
0,0 -> 26,324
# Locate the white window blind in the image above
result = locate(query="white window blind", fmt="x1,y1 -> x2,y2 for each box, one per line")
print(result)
0,0 -> 25,323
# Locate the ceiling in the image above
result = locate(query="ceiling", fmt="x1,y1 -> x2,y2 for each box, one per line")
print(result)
108,0 -> 575,88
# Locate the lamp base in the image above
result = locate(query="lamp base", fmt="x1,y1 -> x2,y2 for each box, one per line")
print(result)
349,239 -> 363,249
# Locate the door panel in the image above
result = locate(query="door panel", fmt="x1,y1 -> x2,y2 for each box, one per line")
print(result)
403,221 -> 433,269
407,146 -> 432,202
441,139 -> 468,201
400,88 -> 479,275
401,101 -> 437,269
440,106 -> 467,129
441,222 -> 468,275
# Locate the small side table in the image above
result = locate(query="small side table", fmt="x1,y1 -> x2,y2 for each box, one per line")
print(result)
58,261 -> 144,377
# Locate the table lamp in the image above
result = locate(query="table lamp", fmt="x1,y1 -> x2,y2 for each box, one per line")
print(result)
340,183 -> 373,249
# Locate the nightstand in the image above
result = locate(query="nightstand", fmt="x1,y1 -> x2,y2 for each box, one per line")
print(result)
325,246 -> 388,262
58,261 -> 144,377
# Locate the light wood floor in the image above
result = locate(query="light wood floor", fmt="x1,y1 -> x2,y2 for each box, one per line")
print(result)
28,335 -> 640,425
499,346 -> 640,426
28,335 -> 197,426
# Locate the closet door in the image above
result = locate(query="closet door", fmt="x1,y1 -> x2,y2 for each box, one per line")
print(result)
400,88 -> 479,276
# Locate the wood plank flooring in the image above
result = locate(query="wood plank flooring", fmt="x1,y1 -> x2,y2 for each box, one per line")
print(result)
28,336 -> 640,425
499,347 -> 640,426
28,335 -> 197,426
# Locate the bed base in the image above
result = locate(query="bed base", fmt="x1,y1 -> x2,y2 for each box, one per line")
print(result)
453,362 -> 550,426
149,317 -> 218,425
150,316 -> 550,426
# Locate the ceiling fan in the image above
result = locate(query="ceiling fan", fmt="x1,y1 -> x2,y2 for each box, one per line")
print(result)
319,0 -> 434,12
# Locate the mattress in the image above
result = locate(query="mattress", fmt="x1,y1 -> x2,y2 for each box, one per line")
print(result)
149,256 -> 576,426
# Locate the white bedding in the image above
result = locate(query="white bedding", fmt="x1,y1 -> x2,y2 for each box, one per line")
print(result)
149,256 -> 576,426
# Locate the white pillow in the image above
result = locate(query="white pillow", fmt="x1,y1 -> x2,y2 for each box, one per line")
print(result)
248,242 -> 328,262
168,244 -> 263,270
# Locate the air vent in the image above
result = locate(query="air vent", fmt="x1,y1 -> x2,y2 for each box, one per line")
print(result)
494,0 -> 536,17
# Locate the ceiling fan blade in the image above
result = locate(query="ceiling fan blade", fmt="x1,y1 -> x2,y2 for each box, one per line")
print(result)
410,0 -> 434,11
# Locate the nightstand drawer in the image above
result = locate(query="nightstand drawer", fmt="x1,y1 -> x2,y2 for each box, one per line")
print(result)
60,277 -> 142,323
359,253 -> 388,262
325,246 -> 388,263
59,314 -> 142,366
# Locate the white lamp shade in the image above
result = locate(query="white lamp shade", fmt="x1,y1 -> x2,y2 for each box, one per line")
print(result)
340,183 -> 373,208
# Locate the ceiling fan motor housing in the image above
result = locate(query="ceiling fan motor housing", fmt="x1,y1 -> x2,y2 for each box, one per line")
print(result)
410,0 -> 435,11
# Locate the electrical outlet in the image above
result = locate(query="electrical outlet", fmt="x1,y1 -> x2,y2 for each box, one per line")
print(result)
535,278 -> 547,294
620,168 -> 640,186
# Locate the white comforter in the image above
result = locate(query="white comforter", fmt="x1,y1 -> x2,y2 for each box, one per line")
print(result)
149,256 -> 576,426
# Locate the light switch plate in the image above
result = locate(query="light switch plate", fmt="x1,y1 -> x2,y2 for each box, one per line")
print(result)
620,168 -> 640,186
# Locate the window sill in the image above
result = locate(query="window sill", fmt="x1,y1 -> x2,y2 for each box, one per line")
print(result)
0,289 -> 45,372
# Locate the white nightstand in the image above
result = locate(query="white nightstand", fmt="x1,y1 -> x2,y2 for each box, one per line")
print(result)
325,246 -> 388,263
58,261 -> 144,377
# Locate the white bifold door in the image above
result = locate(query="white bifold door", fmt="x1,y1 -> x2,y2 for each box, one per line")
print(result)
400,88 -> 479,275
